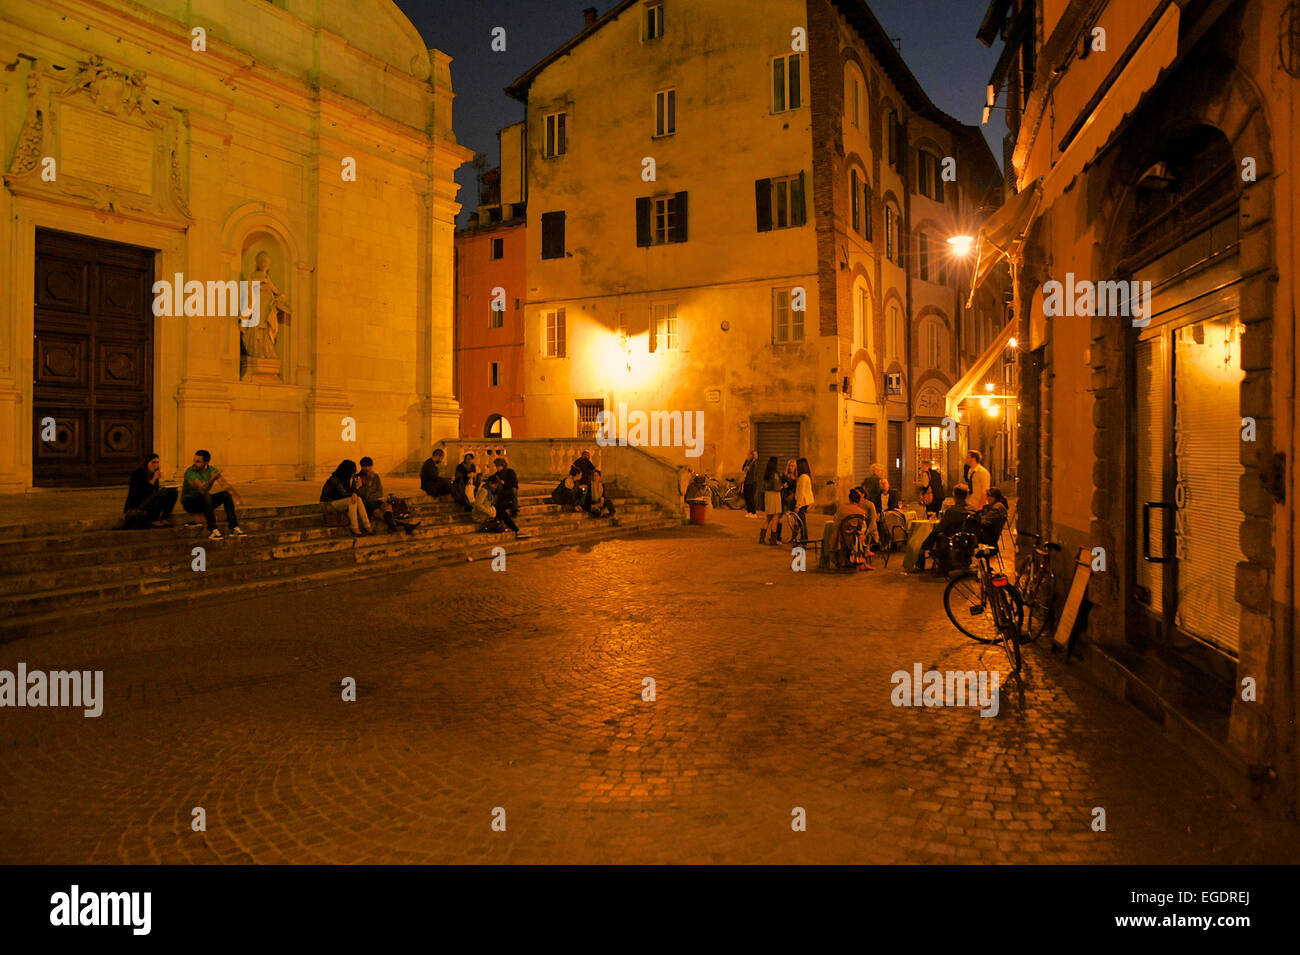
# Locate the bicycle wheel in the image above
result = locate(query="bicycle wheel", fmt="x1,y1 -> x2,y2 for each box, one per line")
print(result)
779,511 -> 802,545
992,587 -> 1023,676
943,572 -> 1002,643
1022,566 -> 1056,642
725,488 -> 747,510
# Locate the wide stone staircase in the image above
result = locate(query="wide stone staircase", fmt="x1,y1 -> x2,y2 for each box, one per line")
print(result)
0,484 -> 680,642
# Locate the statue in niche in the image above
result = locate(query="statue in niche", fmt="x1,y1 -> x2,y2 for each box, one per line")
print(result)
240,250 -> 291,360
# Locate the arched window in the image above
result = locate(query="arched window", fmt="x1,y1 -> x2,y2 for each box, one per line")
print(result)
484,414 -> 513,439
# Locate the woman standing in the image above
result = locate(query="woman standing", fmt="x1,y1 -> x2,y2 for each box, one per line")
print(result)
775,459 -> 799,545
794,457 -> 815,540
919,465 -> 945,517
759,457 -> 781,544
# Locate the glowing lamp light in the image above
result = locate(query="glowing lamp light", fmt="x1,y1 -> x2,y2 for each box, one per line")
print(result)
986,403 -> 1001,417
947,235 -> 975,257
985,382 -> 995,392
1008,337 -> 1018,349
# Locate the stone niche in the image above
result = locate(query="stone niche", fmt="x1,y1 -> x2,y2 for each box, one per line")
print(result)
238,231 -> 292,384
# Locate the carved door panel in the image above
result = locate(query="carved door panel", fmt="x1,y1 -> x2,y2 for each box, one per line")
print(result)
33,229 -> 154,486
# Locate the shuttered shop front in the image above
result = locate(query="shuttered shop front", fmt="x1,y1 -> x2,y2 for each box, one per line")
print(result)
755,421 -> 801,469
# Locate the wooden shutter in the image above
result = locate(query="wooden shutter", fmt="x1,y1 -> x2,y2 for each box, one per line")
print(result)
636,197 -> 652,247
792,171 -> 806,226
863,181 -> 872,240
934,161 -> 945,203
671,191 -> 688,243
755,179 -> 772,232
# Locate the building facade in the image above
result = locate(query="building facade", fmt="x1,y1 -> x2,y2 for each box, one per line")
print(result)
0,0 -> 471,490
980,0 -> 1299,815
454,124 -> 528,439
506,0 -> 1005,500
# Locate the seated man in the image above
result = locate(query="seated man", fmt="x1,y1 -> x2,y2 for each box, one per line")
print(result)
180,449 -> 244,540
451,453 -> 477,512
829,489 -> 877,569
123,452 -> 178,529
976,486 -> 1010,546
357,456 -> 419,533
915,484 -> 975,573
492,456 -> 520,519
551,471 -> 577,506
869,477 -> 903,547
568,464 -> 590,512
420,449 -> 452,499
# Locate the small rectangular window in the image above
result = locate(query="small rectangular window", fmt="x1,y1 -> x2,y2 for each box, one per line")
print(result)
655,89 -> 676,137
645,3 -> 664,40
490,362 -> 502,387
541,211 -> 565,259
489,301 -> 504,329
772,54 -> 802,113
650,302 -> 678,352
545,308 -> 567,358
772,288 -> 803,343
885,206 -> 897,263
544,111 -> 567,158
490,236 -> 504,260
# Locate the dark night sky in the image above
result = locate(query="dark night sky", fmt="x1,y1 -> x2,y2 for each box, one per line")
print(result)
390,0 -> 1002,223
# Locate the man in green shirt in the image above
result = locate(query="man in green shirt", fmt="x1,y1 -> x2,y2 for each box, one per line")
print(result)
180,449 -> 243,540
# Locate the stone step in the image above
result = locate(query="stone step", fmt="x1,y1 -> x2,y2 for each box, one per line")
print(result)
0,510 -> 679,642
0,504 -> 664,598
0,491 -> 563,553
0,495 -> 648,568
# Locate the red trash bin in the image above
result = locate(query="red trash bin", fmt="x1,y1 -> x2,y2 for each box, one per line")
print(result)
688,501 -> 708,525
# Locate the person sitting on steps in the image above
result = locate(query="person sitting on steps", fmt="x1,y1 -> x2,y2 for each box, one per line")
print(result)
180,449 -> 244,540
357,456 -> 419,533
420,448 -> 452,499
320,459 -> 371,537
587,469 -> 617,520
123,452 -> 177,529
451,453 -> 477,512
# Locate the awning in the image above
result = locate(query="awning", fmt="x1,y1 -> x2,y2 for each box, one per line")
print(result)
966,178 -> 1043,306
1039,3 -> 1180,212
945,320 -> 1016,418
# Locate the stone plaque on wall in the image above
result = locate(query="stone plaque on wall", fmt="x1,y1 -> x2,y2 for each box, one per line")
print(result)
60,103 -> 155,196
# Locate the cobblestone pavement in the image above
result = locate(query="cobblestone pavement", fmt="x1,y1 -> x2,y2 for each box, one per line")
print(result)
1,510 -> 1296,864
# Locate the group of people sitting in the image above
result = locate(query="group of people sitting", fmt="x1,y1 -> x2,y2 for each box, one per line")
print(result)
419,448 -> 527,537
550,450 -> 617,520
123,449 -> 245,540
320,457 -> 422,537
913,483 -> 1009,574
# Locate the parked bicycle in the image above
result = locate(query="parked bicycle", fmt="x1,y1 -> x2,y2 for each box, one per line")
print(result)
704,474 -> 747,510
944,542 -> 1025,678
1015,530 -> 1061,642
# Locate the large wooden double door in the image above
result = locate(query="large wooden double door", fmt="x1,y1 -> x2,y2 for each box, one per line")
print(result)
33,229 -> 155,486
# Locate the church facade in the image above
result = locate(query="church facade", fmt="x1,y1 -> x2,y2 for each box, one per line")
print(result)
0,0 -> 471,490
